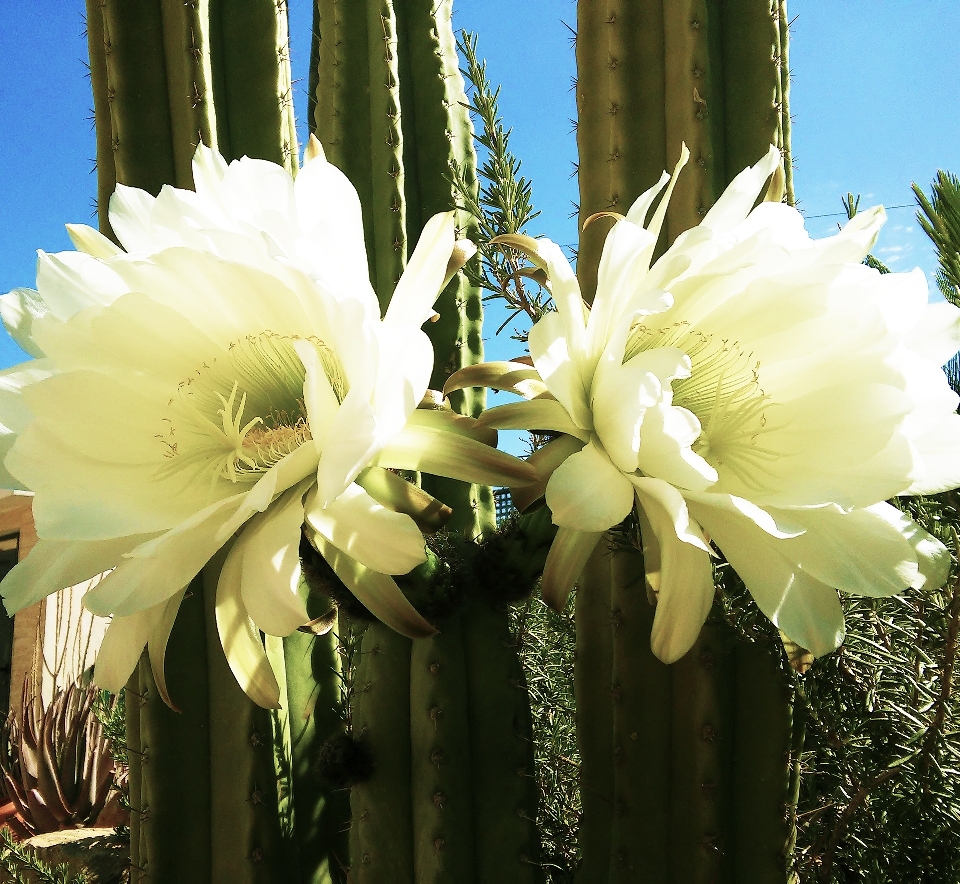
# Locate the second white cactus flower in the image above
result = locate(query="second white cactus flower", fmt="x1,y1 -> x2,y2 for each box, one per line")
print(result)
0,139 -> 534,707
447,145 -> 960,664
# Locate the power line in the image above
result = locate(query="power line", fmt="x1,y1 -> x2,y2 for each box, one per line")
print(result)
802,203 -> 915,220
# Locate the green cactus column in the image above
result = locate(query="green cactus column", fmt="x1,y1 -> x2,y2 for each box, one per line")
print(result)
576,0 -> 793,301
313,0 -> 490,538
86,3 -> 304,881
573,1 -> 796,882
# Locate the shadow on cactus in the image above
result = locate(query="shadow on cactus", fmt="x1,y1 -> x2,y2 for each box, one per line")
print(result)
0,684 -> 126,835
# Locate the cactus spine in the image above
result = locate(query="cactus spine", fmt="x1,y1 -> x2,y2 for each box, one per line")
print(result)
85,3 -> 319,880
574,1 -> 797,881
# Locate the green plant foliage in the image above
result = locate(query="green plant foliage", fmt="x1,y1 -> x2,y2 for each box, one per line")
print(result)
913,171 -> 960,306
0,828 -> 90,884
451,31 -> 552,342
510,595 -> 579,884
914,171 -> 960,393
790,493 -> 960,884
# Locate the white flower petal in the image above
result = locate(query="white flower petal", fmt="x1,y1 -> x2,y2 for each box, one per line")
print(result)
215,537 -> 282,709
689,500 -> 845,657
147,588 -> 188,709
313,391 -> 380,506
1,534 -> 156,615
294,338 -> 340,452
371,328 -> 433,445
513,434 -> 585,513
528,310 -> 592,430
631,477 -> 715,663
545,440 -> 635,532
294,149 -> 377,311
701,145 -> 781,232
475,399 -> 590,442
307,529 -> 437,639
541,527 -> 604,612
239,484 -> 311,636
385,212 -> 456,328
83,492 -> 247,617
374,422 -> 538,488
94,601 -> 166,694
635,403 -> 718,492
0,289 -> 47,358
589,219 -> 658,356
903,299 -> 960,367
65,224 -> 123,260
906,412 -> 960,496
592,347 -> 687,473
304,483 -> 426,576
36,250 -> 129,320
108,184 -> 157,253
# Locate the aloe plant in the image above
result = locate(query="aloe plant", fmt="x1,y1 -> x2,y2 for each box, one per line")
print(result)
573,2 -> 799,882
0,683 -> 122,835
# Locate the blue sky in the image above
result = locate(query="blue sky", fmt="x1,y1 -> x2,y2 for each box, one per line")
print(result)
0,1 -> 958,371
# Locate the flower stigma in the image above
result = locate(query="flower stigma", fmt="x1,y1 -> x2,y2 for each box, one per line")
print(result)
625,320 -> 785,490
156,331 -> 346,489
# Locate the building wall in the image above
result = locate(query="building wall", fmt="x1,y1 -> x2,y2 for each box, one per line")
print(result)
0,493 -> 109,718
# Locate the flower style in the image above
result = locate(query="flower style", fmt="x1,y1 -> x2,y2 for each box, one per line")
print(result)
0,139 -> 535,707
447,145 -> 960,663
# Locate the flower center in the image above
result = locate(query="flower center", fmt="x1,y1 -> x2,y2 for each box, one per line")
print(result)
625,321 -> 784,490
157,332 -> 344,488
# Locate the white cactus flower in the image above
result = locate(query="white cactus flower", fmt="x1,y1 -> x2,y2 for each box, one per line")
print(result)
447,145 -> 960,663
0,139 -> 534,707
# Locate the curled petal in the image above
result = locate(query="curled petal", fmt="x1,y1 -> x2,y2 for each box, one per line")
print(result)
545,440 -> 635,532
443,361 -> 549,401
215,540 -> 282,708
690,500 -> 846,657
308,530 -> 437,639
476,399 -> 590,442
304,482 -> 427,576
355,466 -> 452,533
542,528 -> 604,611
147,588 -> 188,710
631,477 -> 714,663
239,484 -> 311,636
374,423 -> 538,487
513,434 -> 585,513
407,406 -> 498,447
94,601 -> 166,694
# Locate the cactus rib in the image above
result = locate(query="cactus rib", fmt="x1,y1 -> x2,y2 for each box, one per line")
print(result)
608,548 -> 671,884
410,614 -> 477,883
349,622 -> 415,884
573,541 -> 615,884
